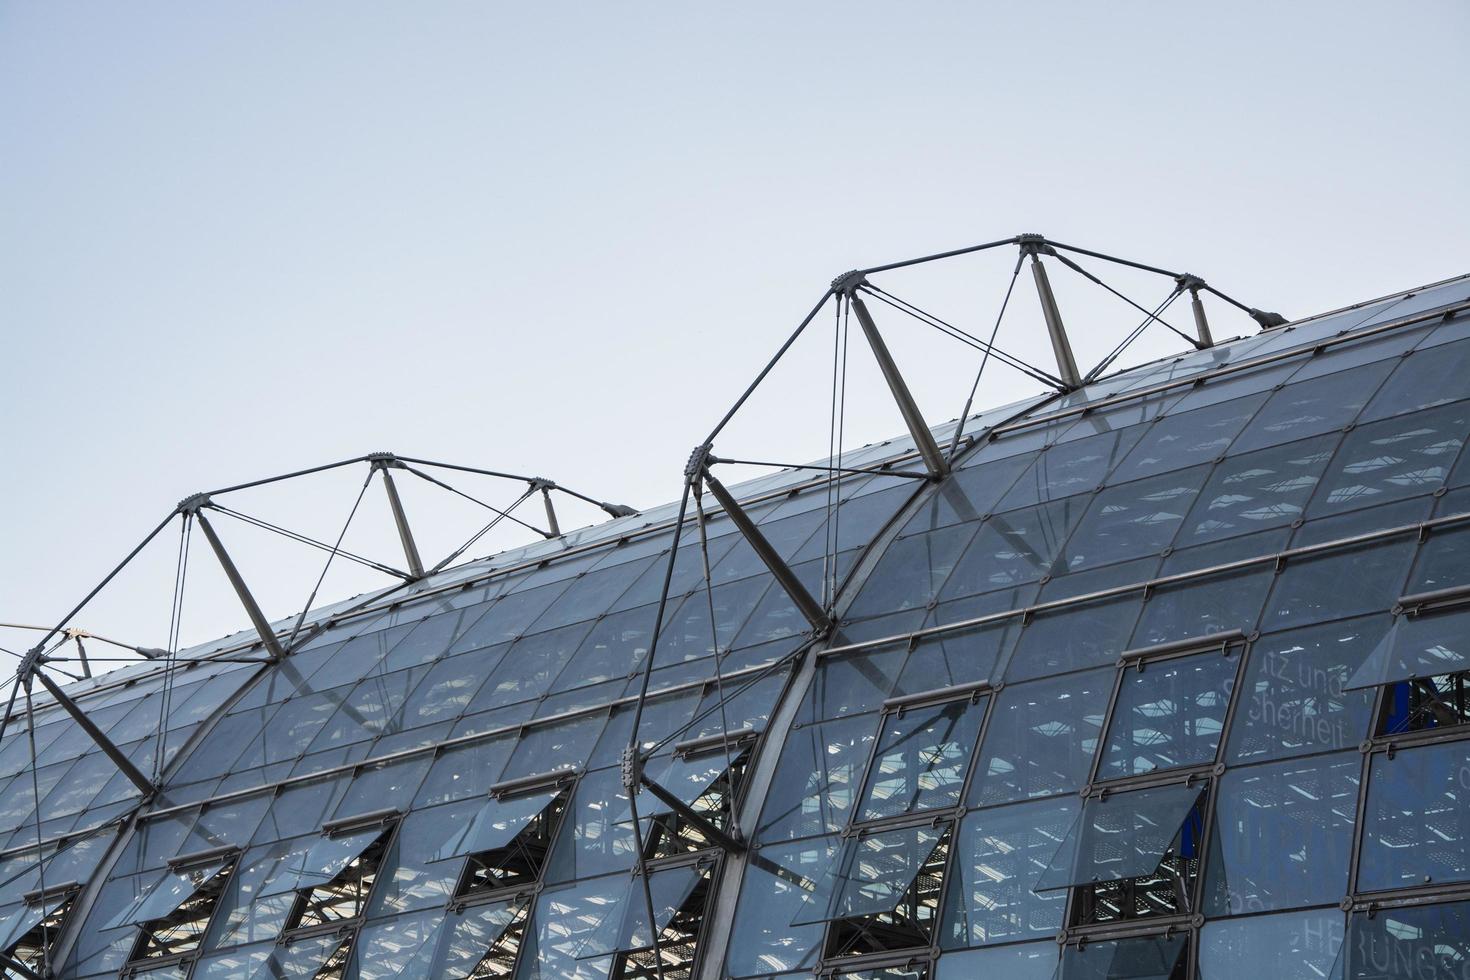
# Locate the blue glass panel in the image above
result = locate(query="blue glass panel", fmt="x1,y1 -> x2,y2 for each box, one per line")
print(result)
1205,754 -> 1358,914
1062,465 -> 1211,569
1229,618 -> 1384,763
1342,900 -> 1470,979
1056,933 -> 1187,980
935,943 -> 1057,980
1359,739 -> 1470,892
1198,909 -> 1343,980
941,497 -> 1090,599
1098,648 -> 1237,779
757,714 -> 878,843
1261,539 -> 1415,631
1360,338 -> 1470,423
1307,401 -> 1470,516
1108,393 -> 1268,483
1346,606 -> 1470,691
1179,434 -> 1338,544
725,838 -> 836,977
1036,783 -> 1203,891
969,667 -> 1110,806
857,695 -> 986,820
1005,595 -> 1141,683
940,796 -> 1076,948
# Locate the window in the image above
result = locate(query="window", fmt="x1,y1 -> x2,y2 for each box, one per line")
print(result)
1038,782 -> 1207,927
277,810 -> 398,936
1338,899 -> 1470,980
116,845 -> 240,965
441,772 -> 573,900
1358,739 -> 1470,893
793,821 -> 952,961
0,880 -> 79,977
573,859 -> 716,980
856,687 -> 988,821
1097,636 -> 1241,780
1055,931 -> 1189,980
639,728 -> 758,860
1347,592 -> 1470,736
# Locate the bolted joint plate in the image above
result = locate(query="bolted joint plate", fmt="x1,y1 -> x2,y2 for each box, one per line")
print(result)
176,492 -> 212,515
17,644 -> 51,681
830,269 -> 867,295
528,477 -> 557,493
684,443 -> 714,481
1175,273 -> 1207,293
367,452 -> 404,470
1015,232 -> 1054,256
619,745 -> 642,793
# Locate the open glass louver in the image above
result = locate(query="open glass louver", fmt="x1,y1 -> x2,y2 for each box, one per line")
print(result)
1,264 -> 1469,980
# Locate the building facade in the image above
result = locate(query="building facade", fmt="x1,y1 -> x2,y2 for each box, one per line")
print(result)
2,272 -> 1469,980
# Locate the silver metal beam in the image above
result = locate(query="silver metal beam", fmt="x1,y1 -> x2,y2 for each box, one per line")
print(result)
700,468 -> 832,634
847,291 -> 949,479
191,509 -> 287,662
1025,247 -> 1082,389
536,482 -> 562,537
1177,274 -> 1214,347
376,465 -> 426,578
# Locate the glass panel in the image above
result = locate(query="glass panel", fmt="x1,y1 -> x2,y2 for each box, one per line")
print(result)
971,668 -> 1109,806
1308,401 -> 1470,516
995,427 -> 1146,511
1005,595 -> 1141,683
791,822 -> 947,925
857,695 -> 987,820
799,648 -> 906,724
1359,739 -> 1470,892
639,750 -> 737,818
1097,648 -> 1237,779
0,896 -> 63,952
935,943 -> 1057,980
1231,360 -> 1396,454
419,900 -> 526,978
1361,338 -> 1470,423
247,933 -> 346,978
1036,783 -> 1204,891
107,858 -> 231,928
1198,909 -> 1343,980
572,864 -> 702,960
257,826 -> 381,899
1178,434 -> 1338,545
1262,540 -> 1415,631
1109,393 -> 1269,483
1061,465 -> 1211,570
902,454 -> 1033,537
1229,618 -> 1385,763
433,789 -> 560,862
1055,933 -> 1187,980
940,497 -> 1090,599
757,714 -> 878,843
726,838 -> 836,978
1131,566 -> 1273,647
847,525 -> 977,618
516,873 -> 627,980
940,796 -> 1076,948
1341,900 -> 1470,979
1205,753 -> 1359,914
500,713 -> 605,782
1345,607 -> 1470,690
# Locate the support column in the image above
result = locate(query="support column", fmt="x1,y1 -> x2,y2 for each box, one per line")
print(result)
533,480 -> 562,537
1018,237 -> 1082,389
698,460 -> 832,634
1177,274 -> 1214,348
835,273 -> 948,479
371,457 -> 426,578
184,501 -> 286,662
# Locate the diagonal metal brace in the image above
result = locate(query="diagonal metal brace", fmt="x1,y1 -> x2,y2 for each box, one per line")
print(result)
22,651 -> 156,797
184,503 -> 287,662
637,770 -> 746,856
369,454 -> 427,578
834,274 -> 949,479
697,464 -> 832,635
1018,235 -> 1082,389
1176,274 -> 1214,347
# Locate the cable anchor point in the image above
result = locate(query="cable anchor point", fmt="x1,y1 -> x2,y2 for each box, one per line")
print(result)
830,269 -> 868,296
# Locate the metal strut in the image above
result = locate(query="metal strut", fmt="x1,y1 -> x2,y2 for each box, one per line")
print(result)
531,479 -> 562,537
17,647 -> 155,797
692,448 -> 832,634
182,498 -> 287,662
369,455 -> 426,578
1018,235 -> 1082,389
1176,274 -> 1214,347
833,272 -> 949,480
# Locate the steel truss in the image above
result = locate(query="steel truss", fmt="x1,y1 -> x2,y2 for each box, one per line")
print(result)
0,233 -> 1287,980
614,234 -> 1283,978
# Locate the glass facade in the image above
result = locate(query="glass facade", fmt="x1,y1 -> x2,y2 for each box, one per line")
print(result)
0,273 -> 1468,979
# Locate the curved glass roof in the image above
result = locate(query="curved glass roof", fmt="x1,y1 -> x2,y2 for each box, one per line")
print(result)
1,271 -> 1468,980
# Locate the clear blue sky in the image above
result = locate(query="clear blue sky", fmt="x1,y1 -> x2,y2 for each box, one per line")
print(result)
3,2 -> 1467,666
